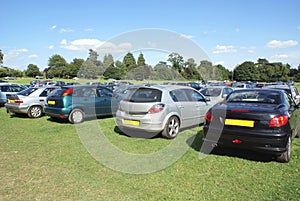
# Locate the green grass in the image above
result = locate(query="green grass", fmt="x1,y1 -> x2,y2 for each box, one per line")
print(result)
1,108 -> 300,200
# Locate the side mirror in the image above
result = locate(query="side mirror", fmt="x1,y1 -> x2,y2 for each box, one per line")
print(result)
205,97 -> 211,102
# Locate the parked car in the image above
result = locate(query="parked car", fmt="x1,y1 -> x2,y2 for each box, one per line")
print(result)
0,83 -> 26,106
44,85 -> 121,123
202,89 -> 300,162
5,86 -> 58,118
262,84 -> 300,105
200,86 -> 233,104
116,85 -> 212,139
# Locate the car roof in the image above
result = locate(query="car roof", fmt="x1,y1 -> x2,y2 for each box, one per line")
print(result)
263,85 -> 291,89
129,84 -> 196,91
231,88 -> 284,94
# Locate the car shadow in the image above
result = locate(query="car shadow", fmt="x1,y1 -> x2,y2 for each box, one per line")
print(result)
46,115 -> 114,124
186,130 -> 274,162
114,126 -> 162,139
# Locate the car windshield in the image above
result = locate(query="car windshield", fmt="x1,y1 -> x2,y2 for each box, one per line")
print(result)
124,88 -> 162,103
18,87 -> 39,96
201,88 -> 222,97
227,91 -> 280,104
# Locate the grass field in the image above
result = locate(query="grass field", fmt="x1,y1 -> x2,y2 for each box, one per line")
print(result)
1,105 -> 300,200
1,78 -> 300,200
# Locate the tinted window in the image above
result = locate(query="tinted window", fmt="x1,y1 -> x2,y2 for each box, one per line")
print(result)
18,87 -> 38,96
227,91 -> 280,104
169,89 -> 189,102
125,88 -> 162,102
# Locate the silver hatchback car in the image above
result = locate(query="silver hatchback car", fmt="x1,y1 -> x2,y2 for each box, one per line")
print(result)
6,86 -> 58,118
116,85 -> 212,139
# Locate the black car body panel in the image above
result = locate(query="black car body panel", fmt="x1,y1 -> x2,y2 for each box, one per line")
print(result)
203,89 -> 300,159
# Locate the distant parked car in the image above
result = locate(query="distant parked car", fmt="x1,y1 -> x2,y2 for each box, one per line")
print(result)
202,89 -> 300,162
200,86 -> 233,104
116,85 -> 212,139
262,84 -> 300,105
44,85 -> 121,123
5,86 -> 58,118
0,83 -> 25,106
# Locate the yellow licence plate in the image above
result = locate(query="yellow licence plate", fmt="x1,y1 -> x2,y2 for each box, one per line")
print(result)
47,100 -> 55,105
124,119 -> 140,126
225,119 -> 254,127
8,100 -> 15,103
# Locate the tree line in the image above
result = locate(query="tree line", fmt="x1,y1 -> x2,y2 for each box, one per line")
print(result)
0,48 -> 299,82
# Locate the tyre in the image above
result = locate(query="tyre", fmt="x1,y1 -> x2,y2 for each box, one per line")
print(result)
162,116 -> 180,139
28,106 -> 43,118
276,136 -> 292,163
68,108 -> 84,124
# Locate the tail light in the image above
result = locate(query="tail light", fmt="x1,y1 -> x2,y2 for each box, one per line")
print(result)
269,115 -> 288,127
62,88 -> 73,96
148,103 -> 165,113
205,111 -> 213,122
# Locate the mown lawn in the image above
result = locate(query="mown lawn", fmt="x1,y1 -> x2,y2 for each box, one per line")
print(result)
0,107 -> 300,201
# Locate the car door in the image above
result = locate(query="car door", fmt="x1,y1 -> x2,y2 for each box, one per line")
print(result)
95,87 -> 113,115
171,89 -> 195,128
185,88 -> 210,125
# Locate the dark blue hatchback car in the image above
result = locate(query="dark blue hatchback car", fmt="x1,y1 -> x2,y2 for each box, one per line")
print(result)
44,85 -> 120,123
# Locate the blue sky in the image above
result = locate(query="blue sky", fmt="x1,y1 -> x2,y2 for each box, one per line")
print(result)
1,0 -> 300,71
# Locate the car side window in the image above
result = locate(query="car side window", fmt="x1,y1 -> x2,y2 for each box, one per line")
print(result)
187,89 -> 205,102
98,88 -> 112,97
40,88 -> 55,97
171,89 -> 189,102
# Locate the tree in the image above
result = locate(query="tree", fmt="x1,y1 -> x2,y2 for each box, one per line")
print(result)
137,53 -> 146,67
167,52 -> 184,73
198,60 -> 221,80
47,54 -> 68,78
123,52 -> 137,72
215,64 -> 230,80
25,64 -> 40,77
233,61 -> 259,81
182,58 -> 202,80
0,49 -> 3,65
77,59 -> 98,79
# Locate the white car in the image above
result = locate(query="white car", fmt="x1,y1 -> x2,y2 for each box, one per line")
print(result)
116,85 -> 212,139
5,86 -> 58,118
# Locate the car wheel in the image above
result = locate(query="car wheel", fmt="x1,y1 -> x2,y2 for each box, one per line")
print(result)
69,108 -> 84,124
28,106 -> 43,118
276,136 -> 292,163
162,116 -> 180,139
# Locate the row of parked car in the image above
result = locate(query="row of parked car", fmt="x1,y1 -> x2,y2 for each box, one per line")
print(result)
2,81 -> 300,163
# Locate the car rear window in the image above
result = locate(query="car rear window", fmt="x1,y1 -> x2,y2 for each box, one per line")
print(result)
227,91 -> 280,104
48,88 -> 68,97
18,87 -> 39,96
124,88 -> 162,102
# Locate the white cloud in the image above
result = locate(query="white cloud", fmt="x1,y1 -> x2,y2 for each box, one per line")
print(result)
240,46 -> 256,53
28,54 -> 38,58
3,48 -> 28,61
266,40 -> 298,48
50,25 -> 57,30
60,38 -> 132,54
60,28 -> 74,33
270,54 -> 289,60
179,34 -> 193,39
213,45 -> 237,54
84,28 -> 94,32
48,45 -> 55,50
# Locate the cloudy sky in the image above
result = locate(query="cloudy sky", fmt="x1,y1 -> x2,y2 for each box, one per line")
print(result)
1,0 -> 300,70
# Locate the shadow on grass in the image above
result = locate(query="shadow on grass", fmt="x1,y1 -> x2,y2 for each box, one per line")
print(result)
186,130 -> 274,162
114,126 -> 162,139
46,115 -> 113,124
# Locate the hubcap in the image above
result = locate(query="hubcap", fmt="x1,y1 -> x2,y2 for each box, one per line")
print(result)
73,111 -> 83,123
168,118 -> 179,137
31,107 -> 41,117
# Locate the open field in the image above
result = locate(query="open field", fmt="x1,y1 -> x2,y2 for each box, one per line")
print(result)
1,104 -> 300,200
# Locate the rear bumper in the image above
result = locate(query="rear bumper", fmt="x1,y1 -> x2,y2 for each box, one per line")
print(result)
5,104 -> 29,114
203,126 -> 289,155
44,106 -> 70,119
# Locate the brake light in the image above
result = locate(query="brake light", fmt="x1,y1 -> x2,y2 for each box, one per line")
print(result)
231,109 -> 249,113
205,111 -> 213,122
269,115 -> 288,127
13,99 -> 23,104
148,104 -> 165,113
62,88 -> 73,96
